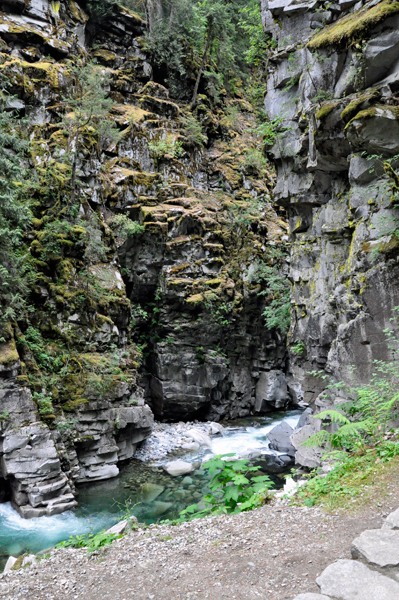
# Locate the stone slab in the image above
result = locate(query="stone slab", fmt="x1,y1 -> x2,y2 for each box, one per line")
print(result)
317,559 -> 399,599
383,507 -> 399,530
351,529 -> 399,567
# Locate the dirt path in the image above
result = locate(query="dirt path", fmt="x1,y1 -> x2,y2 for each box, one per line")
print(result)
2,466 -> 399,600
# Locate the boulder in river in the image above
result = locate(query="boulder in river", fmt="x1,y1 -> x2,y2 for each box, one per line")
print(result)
186,429 -> 212,448
164,460 -> 194,476
140,483 -> 164,503
209,422 -> 224,435
255,453 -> 293,474
151,501 -> 173,517
267,422 -> 296,457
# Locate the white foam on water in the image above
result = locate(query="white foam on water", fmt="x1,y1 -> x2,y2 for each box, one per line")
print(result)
210,412 -> 302,457
0,502 -> 111,557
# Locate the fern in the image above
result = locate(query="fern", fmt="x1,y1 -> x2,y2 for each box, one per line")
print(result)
304,321 -> 399,455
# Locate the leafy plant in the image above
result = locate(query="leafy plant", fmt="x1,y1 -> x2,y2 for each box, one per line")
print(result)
57,531 -> 122,552
248,258 -> 290,334
255,115 -> 291,147
291,340 -> 306,355
178,454 -> 273,521
109,214 -> 145,244
243,148 -> 268,175
33,391 -> 55,419
148,135 -> 183,161
297,314 -> 399,508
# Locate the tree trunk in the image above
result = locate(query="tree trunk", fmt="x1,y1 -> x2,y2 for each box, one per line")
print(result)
146,0 -> 163,32
70,128 -> 80,204
191,17 -> 214,109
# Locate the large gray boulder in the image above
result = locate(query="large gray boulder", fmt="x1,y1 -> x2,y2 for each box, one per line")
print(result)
267,422 -> 296,457
316,559 -> 399,599
351,529 -> 399,568
291,424 -> 322,469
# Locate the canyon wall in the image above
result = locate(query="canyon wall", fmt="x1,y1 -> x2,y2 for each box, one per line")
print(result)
0,0 -> 294,517
261,0 -> 399,464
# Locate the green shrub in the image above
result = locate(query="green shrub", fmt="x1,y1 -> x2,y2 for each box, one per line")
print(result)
109,214 -> 145,241
148,135 -> 183,160
182,115 -> 207,146
177,454 -> 273,521
57,531 -> 122,552
243,148 -> 268,175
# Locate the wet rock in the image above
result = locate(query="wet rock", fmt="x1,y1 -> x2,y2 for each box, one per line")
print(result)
150,501 -> 173,517
186,429 -> 212,448
164,460 -> 194,477
140,483 -> 164,503
209,422 -> 224,435
255,453 -> 293,474
267,422 -> 296,457
181,442 -> 200,451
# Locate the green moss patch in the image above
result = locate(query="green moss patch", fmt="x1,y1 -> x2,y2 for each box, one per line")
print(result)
308,0 -> 399,49
341,89 -> 381,123
316,102 -> 337,121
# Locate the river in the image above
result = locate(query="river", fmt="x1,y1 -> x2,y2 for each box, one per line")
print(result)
0,410 -> 302,569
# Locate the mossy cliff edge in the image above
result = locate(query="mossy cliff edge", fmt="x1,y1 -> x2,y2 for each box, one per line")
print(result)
0,1 -> 292,516
262,0 -> 399,467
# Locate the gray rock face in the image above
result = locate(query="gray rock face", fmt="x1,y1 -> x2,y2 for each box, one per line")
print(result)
351,529 -> 399,568
261,0 -> 399,465
255,370 -> 289,413
316,559 -> 399,600
267,422 -> 296,456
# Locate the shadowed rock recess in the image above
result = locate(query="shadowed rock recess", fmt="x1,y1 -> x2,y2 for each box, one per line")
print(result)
0,1 -> 294,518
261,0 -> 399,467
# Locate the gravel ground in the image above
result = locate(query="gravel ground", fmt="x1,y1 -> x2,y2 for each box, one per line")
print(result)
2,469 -> 399,600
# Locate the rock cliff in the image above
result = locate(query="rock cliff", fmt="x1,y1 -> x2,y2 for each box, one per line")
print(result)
261,0 -> 399,465
0,0 -> 293,517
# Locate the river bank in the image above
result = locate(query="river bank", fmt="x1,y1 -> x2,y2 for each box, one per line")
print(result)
2,465 -> 399,600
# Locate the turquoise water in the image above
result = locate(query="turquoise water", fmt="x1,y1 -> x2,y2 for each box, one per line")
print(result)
0,411 -> 301,569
